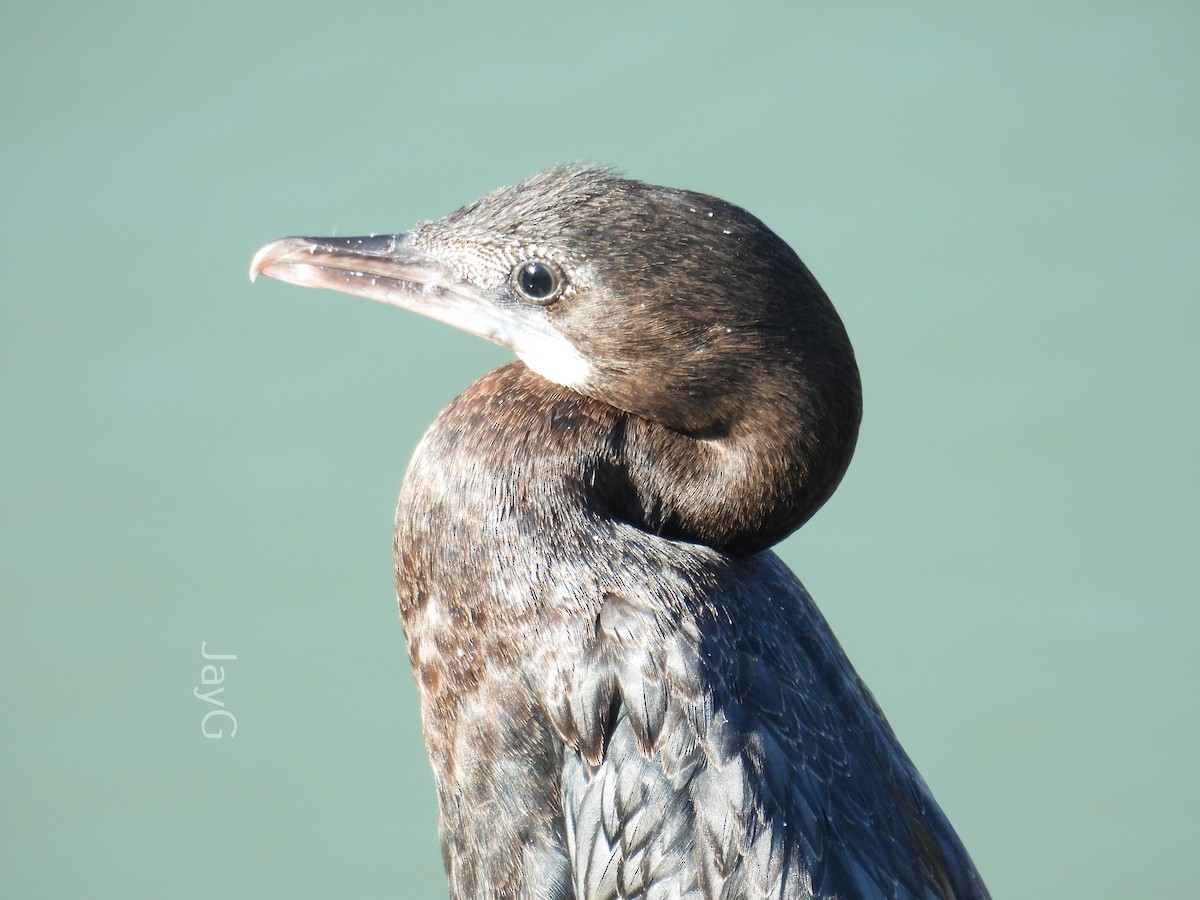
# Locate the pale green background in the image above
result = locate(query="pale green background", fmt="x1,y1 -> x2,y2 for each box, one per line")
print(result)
3,3 -> 1196,897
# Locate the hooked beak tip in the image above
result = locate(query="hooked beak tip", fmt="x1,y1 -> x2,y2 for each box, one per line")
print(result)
249,237 -> 309,284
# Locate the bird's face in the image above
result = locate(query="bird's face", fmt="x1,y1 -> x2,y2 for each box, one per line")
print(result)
252,166 -> 847,436
250,226 -> 596,391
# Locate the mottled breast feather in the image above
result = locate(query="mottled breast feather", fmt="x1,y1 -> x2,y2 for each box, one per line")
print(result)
395,365 -> 989,900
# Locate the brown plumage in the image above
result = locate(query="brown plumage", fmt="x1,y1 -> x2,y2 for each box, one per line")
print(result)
251,166 -> 990,899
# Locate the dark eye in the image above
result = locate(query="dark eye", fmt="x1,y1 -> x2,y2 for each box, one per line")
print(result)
513,260 -> 564,304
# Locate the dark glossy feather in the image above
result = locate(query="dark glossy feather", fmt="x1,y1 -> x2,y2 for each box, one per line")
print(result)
396,365 -> 988,899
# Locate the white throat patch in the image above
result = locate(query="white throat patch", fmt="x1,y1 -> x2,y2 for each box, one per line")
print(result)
513,330 -> 592,390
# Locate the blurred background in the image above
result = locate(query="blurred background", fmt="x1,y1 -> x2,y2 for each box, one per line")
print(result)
3,2 -> 1196,896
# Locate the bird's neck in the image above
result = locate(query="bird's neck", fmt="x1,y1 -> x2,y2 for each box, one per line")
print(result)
394,359 -> 857,651
607,383 -> 856,556
391,360 -> 857,893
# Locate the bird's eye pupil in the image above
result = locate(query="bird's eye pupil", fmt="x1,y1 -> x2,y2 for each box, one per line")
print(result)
516,261 -> 559,302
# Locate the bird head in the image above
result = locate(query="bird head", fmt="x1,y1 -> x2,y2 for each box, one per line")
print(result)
251,165 -> 860,444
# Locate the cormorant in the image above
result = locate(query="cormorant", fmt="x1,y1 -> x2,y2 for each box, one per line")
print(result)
251,166 -> 990,899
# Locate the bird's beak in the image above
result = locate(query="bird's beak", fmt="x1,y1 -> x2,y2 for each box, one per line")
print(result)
250,234 -> 590,388
251,234 -> 506,349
